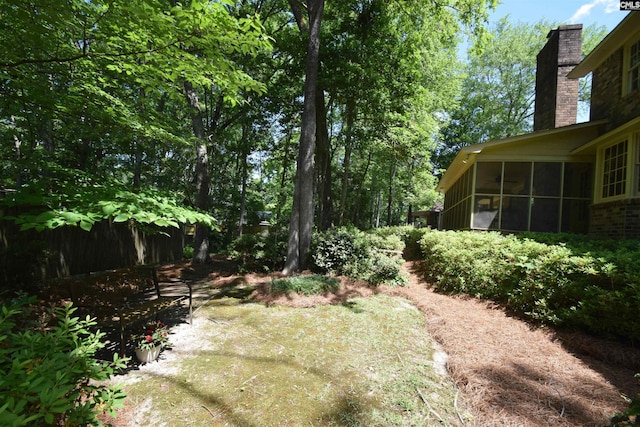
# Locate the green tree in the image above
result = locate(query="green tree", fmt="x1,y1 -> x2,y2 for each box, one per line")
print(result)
435,18 -> 608,171
283,0 -> 325,274
0,1 -> 270,254
277,0 -> 497,272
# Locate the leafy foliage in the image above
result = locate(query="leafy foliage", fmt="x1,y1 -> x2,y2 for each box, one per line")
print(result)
417,230 -> 640,343
1,165 -> 216,232
226,231 -> 287,273
0,0 -> 267,244
0,295 -> 127,426
310,228 -> 370,277
310,227 -> 406,286
608,377 -> 640,426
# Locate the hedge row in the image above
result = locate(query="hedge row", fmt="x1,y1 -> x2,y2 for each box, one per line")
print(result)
415,230 -> 640,343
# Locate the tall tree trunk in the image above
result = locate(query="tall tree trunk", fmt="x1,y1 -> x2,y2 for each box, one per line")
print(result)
386,159 -> 397,226
183,80 -> 211,264
338,97 -> 355,226
11,116 -> 22,186
375,191 -> 381,228
283,0 -> 324,275
276,129 -> 293,222
315,86 -> 332,231
238,123 -> 250,236
351,151 -> 371,226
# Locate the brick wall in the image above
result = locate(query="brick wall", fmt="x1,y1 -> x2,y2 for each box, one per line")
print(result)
591,48 -> 640,130
590,199 -> 640,239
534,25 -> 582,131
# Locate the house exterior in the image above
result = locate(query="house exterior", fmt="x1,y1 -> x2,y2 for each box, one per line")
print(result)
437,12 -> 640,239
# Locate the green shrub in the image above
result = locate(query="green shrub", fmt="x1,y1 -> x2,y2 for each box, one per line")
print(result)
311,227 -> 407,286
371,225 -> 426,260
226,232 -> 287,272
269,275 -> 340,296
608,375 -> 639,426
310,228 -> 369,277
367,251 -> 406,286
0,295 -> 127,426
182,244 -> 195,259
418,230 -> 640,343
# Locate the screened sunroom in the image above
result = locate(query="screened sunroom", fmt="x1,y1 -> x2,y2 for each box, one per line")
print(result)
438,121 -> 606,234
442,160 -> 592,233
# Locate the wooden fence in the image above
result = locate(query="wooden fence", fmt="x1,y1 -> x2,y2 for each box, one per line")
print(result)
0,214 -> 184,291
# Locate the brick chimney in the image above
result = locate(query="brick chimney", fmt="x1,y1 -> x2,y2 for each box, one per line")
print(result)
533,24 -> 582,131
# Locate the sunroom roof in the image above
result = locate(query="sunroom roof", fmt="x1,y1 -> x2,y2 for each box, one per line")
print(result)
437,120 -> 606,192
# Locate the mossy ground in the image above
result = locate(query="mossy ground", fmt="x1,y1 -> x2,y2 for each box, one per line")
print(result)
115,295 -> 467,426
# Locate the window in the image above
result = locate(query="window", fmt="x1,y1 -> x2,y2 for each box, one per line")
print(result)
601,140 -> 628,199
628,39 -> 640,94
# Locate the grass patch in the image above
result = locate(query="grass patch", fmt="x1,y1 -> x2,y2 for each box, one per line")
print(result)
117,295 -> 468,426
268,274 -> 341,296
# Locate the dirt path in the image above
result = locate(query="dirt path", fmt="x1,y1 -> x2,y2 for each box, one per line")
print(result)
383,262 -> 640,427
148,258 -> 640,426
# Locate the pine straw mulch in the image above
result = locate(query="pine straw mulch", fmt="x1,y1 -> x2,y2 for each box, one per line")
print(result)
149,256 -> 640,427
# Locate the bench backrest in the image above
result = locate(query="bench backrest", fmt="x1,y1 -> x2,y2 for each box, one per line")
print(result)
50,266 -> 160,308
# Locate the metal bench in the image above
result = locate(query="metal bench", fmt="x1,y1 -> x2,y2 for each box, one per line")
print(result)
51,265 -> 192,357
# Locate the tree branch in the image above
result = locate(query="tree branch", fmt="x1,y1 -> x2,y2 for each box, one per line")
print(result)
0,39 -> 185,68
288,0 -> 308,33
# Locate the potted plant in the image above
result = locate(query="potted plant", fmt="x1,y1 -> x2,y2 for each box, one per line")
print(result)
131,320 -> 170,363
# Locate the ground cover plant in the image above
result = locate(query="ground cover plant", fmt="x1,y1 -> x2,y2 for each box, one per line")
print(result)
116,295 -> 466,426
416,229 -> 640,343
0,295 -> 127,426
268,274 -> 340,296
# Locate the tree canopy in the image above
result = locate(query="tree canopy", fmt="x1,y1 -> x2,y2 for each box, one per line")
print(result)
434,18 -> 608,171
1,0 -> 269,236
1,0 -> 613,266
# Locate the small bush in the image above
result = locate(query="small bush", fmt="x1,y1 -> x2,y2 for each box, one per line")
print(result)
226,232 -> 287,272
367,251 -> 406,286
269,275 -> 340,296
311,227 -> 407,286
310,228 -> 369,277
182,244 -> 195,259
0,295 -> 127,426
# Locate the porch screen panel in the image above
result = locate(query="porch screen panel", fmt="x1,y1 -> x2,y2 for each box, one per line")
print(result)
473,195 -> 500,229
530,198 -> 560,232
563,162 -> 592,198
475,162 -> 502,194
562,162 -> 592,233
443,167 -> 473,229
561,199 -> 590,233
503,162 -> 531,195
533,163 -> 561,197
500,196 -> 528,231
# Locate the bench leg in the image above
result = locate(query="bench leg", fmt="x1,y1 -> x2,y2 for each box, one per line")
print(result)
120,316 -> 126,358
189,285 -> 193,325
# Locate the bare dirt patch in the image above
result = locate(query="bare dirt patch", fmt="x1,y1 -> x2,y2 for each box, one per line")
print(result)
108,257 -> 639,426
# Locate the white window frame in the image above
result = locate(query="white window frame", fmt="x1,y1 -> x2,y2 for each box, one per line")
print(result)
623,38 -> 640,96
595,138 -> 632,203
